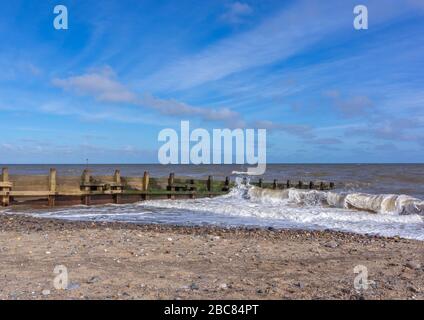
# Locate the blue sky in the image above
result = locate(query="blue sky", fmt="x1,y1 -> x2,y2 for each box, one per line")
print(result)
0,0 -> 423,164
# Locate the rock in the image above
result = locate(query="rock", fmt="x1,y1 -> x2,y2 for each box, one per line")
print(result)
407,286 -> 420,293
405,261 -> 421,270
294,282 -> 305,289
219,283 -> 228,290
87,276 -> 100,284
66,283 -> 80,290
324,240 -> 338,248
42,289 -> 50,296
190,283 -> 199,290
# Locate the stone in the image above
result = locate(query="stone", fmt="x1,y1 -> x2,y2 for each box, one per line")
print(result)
66,283 -> 80,290
190,282 -> 199,290
87,276 -> 100,284
324,240 -> 338,248
42,289 -> 50,296
219,283 -> 228,290
405,261 -> 421,270
407,286 -> 420,293
294,282 -> 305,289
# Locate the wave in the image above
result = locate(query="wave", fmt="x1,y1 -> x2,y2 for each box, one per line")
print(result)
233,178 -> 424,216
5,177 -> 423,240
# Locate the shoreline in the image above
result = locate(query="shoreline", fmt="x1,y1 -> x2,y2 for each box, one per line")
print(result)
0,214 -> 423,300
1,210 -> 422,242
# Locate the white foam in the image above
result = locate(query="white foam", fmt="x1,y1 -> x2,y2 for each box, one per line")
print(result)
13,177 -> 424,240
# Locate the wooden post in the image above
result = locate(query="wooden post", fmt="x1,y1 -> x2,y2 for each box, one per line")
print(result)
2,167 -> 9,182
222,177 -> 230,191
189,179 -> 195,199
273,179 -> 277,189
309,181 -> 314,189
297,181 -> 303,189
168,173 -> 175,199
258,178 -> 263,188
320,182 -> 325,190
1,167 -> 10,207
82,194 -> 90,206
82,169 -> 90,189
286,180 -> 291,188
168,173 -> 175,186
113,170 -> 122,203
329,182 -> 335,189
114,169 -> 121,185
142,171 -> 150,200
207,175 -> 213,193
143,171 -> 150,191
48,168 -> 56,206
81,169 -> 91,205
113,194 -> 121,204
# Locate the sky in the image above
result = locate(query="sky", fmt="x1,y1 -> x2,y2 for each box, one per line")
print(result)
0,0 -> 423,164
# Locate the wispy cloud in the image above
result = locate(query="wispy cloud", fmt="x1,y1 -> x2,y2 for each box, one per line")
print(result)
52,67 -> 137,103
253,120 -> 315,139
142,1 -> 350,91
345,117 -> 424,146
141,0 -> 420,92
322,90 -> 374,118
220,2 -> 253,24
52,67 -> 245,126
1,0 -> 424,163
0,140 -> 156,162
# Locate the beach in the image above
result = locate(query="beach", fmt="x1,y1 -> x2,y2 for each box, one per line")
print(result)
0,214 -> 422,300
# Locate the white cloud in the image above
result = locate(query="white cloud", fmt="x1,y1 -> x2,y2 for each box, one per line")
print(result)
52,67 -> 137,103
253,120 -> 315,139
141,0 -> 420,92
52,68 -> 245,126
323,91 -> 373,118
220,2 -> 253,24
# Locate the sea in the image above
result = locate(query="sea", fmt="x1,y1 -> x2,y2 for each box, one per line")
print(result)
1,164 -> 423,240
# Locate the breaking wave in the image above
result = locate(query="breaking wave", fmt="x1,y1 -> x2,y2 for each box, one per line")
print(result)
247,185 -> 424,216
8,177 -> 424,240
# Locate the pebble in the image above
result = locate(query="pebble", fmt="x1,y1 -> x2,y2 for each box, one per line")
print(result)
219,283 -> 228,290
66,283 -> 80,290
42,289 -> 50,296
324,240 -> 338,248
190,283 -> 199,290
405,261 -> 421,270
87,276 -> 100,284
294,282 -> 305,289
407,286 -> 420,293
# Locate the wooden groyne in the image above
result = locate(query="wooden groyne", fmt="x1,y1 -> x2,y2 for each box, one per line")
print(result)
0,167 -> 335,207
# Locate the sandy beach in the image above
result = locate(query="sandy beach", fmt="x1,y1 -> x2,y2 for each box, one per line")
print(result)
0,214 -> 422,300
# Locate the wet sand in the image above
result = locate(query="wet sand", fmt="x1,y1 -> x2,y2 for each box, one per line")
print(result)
0,214 -> 422,300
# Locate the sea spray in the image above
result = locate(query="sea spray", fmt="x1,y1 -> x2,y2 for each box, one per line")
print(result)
17,176 -> 424,240
245,185 -> 424,216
